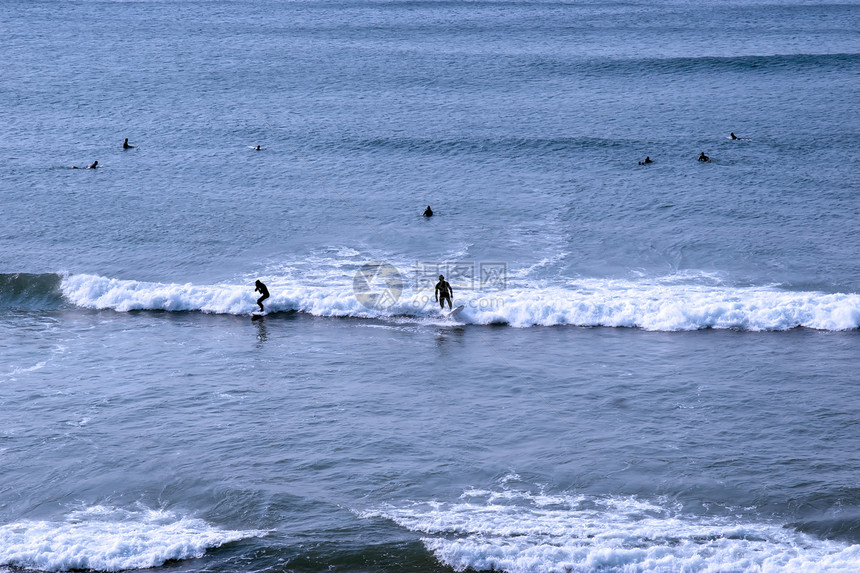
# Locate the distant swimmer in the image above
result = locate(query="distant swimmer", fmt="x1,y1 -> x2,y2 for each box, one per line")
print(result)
423,205 -> 433,217
88,160 -> 99,169
254,145 -> 261,150
638,156 -> 653,165
697,152 -> 710,162
435,274 -> 453,310
123,138 -> 135,149
730,132 -> 738,140
254,280 -> 269,312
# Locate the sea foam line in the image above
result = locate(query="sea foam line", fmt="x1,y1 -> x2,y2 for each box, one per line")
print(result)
361,491 -> 860,573
468,281 -> 860,330
0,505 -> 267,572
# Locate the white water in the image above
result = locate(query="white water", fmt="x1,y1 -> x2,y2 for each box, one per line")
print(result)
0,506 -> 266,572
60,272 -> 860,331
363,488 -> 860,573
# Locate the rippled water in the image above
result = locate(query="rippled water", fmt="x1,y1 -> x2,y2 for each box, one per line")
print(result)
1,0 -> 859,571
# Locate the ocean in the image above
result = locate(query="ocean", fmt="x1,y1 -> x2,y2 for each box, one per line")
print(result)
1,1 -> 859,571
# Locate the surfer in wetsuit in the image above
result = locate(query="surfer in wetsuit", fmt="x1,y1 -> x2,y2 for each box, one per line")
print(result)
638,156 -> 653,165
123,138 -> 135,149
697,152 -> 710,162
730,132 -> 738,140
435,274 -> 453,310
88,160 -> 99,169
255,280 -> 269,312
423,205 -> 433,217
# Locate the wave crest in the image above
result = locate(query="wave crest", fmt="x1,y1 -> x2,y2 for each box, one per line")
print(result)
55,273 -> 860,332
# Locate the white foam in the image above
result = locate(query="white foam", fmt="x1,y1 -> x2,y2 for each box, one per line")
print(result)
466,279 -> 860,330
9,361 -> 47,375
58,272 -> 860,332
0,505 -> 266,572
61,274 -> 251,314
361,490 -> 860,573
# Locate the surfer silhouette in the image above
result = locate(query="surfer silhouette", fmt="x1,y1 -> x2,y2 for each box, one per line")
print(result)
423,205 -> 433,217
123,138 -> 135,149
435,274 -> 453,310
254,280 -> 269,312
698,152 -> 710,162
638,156 -> 653,165
88,160 -> 99,169
730,132 -> 738,140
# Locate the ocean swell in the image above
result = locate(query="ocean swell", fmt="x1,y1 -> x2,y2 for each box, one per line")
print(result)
0,273 -> 64,310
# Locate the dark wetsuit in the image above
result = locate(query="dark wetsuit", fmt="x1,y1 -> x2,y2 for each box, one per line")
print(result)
698,152 -> 710,162
255,280 -> 270,312
424,206 -> 433,217
123,139 -> 134,149
435,277 -> 453,310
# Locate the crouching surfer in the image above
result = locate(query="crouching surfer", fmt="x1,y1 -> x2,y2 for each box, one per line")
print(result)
254,280 -> 269,312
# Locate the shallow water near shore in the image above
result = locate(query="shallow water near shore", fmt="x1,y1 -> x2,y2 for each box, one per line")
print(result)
2,309 -> 860,571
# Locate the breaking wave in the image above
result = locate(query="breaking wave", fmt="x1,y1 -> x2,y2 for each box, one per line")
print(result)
0,505 -> 266,572
3,271 -> 858,332
360,487 -> 860,573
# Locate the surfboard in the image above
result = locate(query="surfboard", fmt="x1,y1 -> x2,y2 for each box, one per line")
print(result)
445,305 -> 465,319
251,311 -> 267,319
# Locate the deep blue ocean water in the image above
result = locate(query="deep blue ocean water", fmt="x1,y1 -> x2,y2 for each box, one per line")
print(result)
1,1 -> 859,571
